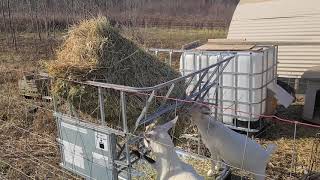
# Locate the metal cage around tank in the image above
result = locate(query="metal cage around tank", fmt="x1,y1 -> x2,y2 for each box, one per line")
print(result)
148,44 -> 278,133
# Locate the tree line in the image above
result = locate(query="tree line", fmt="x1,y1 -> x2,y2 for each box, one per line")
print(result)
0,0 -> 238,49
1,0 -> 238,31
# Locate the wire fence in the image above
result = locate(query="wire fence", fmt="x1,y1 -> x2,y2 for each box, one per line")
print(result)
0,67 -> 320,180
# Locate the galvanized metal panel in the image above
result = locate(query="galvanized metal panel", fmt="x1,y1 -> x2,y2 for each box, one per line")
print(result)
55,113 -> 118,180
228,0 -> 320,78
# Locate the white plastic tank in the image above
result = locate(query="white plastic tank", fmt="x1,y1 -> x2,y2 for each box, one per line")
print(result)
180,45 -> 277,132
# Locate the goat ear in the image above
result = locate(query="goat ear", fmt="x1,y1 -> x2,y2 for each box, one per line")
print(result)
160,116 -> 178,132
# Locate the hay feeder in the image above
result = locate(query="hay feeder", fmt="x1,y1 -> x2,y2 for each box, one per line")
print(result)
48,17 -> 234,180
52,51 -> 233,180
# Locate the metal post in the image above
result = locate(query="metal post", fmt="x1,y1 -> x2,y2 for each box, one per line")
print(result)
274,46 -> 278,83
182,53 -> 186,76
215,58 -> 220,121
219,53 -> 224,122
52,93 -> 65,168
98,87 -> 106,125
169,50 -> 172,67
260,50 -> 265,129
197,53 -> 203,155
120,91 -> 131,180
289,122 -> 297,179
241,52 -> 253,179
193,52 -> 196,82
234,55 -> 238,125
248,52 -> 253,131
294,78 -> 299,91
110,134 -> 118,180
199,52 -> 202,98
206,53 -> 210,101
266,49 -> 269,91
52,81 -> 58,113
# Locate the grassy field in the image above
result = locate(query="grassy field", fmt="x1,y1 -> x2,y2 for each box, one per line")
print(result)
0,27 -> 319,180
123,27 -> 226,48
0,27 -> 225,179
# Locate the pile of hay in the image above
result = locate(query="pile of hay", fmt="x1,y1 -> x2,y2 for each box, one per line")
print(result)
47,17 -> 184,131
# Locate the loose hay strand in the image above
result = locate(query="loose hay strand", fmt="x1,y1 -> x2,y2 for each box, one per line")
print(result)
46,16 -> 185,132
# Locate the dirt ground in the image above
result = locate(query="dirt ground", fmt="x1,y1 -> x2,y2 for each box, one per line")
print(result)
0,30 -> 319,180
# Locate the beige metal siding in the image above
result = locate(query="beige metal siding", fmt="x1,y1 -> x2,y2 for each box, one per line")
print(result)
228,0 -> 320,78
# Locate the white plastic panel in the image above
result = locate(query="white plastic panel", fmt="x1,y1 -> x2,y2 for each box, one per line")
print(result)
179,47 -> 276,130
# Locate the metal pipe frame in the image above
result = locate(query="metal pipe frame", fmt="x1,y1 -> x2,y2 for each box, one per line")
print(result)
120,92 -> 132,180
85,56 -> 234,93
53,46 -> 278,179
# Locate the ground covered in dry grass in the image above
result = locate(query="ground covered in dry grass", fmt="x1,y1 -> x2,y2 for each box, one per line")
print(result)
0,28 -> 319,180
0,28 -> 224,179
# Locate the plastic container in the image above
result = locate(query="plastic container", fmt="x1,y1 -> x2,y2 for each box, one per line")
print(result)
180,46 -> 277,132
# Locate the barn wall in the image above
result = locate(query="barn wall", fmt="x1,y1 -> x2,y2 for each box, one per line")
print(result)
228,0 -> 320,78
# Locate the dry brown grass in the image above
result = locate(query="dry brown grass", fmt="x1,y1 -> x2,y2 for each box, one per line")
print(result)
1,24 -> 319,179
260,105 -> 320,179
0,81 -> 76,179
46,17 -> 186,132
0,24 -> 221,179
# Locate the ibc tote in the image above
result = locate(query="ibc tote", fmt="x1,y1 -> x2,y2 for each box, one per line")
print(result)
180,44 -> 277,132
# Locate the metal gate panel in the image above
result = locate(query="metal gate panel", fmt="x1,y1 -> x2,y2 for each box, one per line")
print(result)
55,113 -> 118,180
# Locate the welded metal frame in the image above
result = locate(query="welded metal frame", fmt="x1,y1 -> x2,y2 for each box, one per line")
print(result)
53,53 -> 234,180
148,46 -> 278,133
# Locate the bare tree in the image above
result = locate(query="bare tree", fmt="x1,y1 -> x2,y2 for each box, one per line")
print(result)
1,0 -> 7,33
1,0 -> 239,32
27,0 -> 35,34
44,0 -> 49,38
52,0 -> 56,38
34,0 -> 41,40
7,0 -> 17,50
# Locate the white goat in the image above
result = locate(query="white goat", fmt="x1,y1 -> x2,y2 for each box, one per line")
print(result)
190,105 -> 276,180
144,117 -> 204,180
